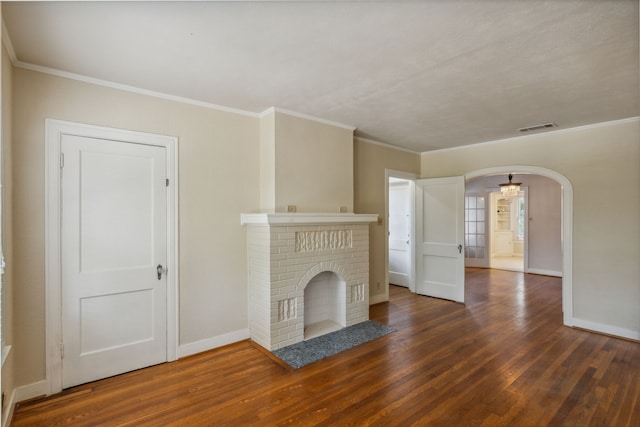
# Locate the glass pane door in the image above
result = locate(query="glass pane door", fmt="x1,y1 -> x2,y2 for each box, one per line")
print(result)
465,194 -> 487,266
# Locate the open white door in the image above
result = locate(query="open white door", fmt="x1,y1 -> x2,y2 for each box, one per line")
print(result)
416,176 -> 465,303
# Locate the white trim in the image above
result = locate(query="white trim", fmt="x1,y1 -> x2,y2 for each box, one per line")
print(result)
425,117 -> 640,154
2,380 -> 47,426
14,380 -> 48,404
177,329 -> 250,359
12,58 -> 259,119
1,344 -> 10,367
355,136 -> 421,155
2,379 -> 50,427
1,19 -> 17,65
3,36 -> 360,132
572,318 -> 640,342
464,258 -> 487,268
369,294 -> 389,305
260,107 -> 356,132
526,268 -> 563,277
523,186 -> 530,273
465,166 -> 574,328
2,388 -> 15,427
384,169 -> 418,303
240,212 -> 377,226
2,32 -> 355,137
45,119 -> 179,395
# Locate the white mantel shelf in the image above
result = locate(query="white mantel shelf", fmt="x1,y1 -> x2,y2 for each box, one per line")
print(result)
240,213 -> 378,226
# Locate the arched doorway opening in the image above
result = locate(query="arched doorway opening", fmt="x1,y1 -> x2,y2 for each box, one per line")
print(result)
465,166 -> 573,327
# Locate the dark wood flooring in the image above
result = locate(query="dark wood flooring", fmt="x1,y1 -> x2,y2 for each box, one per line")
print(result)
11,268 -> 640,426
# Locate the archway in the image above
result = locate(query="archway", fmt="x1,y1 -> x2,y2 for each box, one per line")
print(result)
465,166 -> 573,327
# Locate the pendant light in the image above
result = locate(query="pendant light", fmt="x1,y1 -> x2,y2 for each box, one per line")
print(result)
500,174 -> 521,198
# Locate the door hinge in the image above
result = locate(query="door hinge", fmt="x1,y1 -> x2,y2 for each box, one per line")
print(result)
60,342 -> 65,359
166,178 -> 169,187
60,153 -> 65,169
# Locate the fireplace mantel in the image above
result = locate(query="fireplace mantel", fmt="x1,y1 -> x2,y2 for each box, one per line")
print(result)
240,213 -> 378,225
241,212 -> 378,226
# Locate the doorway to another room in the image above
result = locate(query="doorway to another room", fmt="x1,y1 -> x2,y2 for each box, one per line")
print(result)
388,177 -> 413,288
464,175 -> 528,273
464,173 -> 563,278
489,190 -> 526,272
384,167 -> 572,328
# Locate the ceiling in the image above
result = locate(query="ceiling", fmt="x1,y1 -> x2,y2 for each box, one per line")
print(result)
3,1 -> 639,153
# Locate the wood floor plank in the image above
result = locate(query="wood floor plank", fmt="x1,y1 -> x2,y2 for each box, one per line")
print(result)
11,268 -> 640,426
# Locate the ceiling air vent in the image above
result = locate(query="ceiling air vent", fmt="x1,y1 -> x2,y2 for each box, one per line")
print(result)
517,122 -> 557,132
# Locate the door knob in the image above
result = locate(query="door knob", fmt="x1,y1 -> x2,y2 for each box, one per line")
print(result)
157,264 -> 167,280
457,244 -> 462,254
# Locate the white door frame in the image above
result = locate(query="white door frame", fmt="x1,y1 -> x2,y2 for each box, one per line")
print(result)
465,166 -> 573,327
383,169 -> 417,302
45,119 -> 179,395
486,187 -> 527,271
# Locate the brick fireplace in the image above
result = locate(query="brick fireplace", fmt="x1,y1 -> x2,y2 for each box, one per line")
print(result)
241,213 -> 377,351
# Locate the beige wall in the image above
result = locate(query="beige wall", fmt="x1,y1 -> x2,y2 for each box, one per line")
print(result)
1,42 -> 15,413
11,68 -> 260,386
259,110 -> 276,212
526,175 -> 562,273
272,111 -> 354,213
354,138 -> 421,299
421,119 -> 640,334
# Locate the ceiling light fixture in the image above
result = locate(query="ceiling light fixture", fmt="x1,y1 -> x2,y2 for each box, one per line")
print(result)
500,174 -> 521,198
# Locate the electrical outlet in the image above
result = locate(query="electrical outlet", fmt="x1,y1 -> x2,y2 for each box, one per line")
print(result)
376,281 -> 381,290
339,206 -> 347,213
287,205 -> 296,213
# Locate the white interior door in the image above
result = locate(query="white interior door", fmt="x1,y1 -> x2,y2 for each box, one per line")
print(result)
61,134 -> 168,388
388,180 -> 411,287
416,176 -> 465,302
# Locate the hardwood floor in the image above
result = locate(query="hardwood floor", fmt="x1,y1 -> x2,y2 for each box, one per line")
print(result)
11,268 -> 640,426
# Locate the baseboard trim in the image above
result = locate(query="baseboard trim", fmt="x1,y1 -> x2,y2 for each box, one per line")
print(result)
2,388 -> 16,427
369,294 -> 389,305
572,318 -> 640,342
177,328 -> 250,359
388,272 -> 409,287
526,268 -> 562,277
14,380 -> 48,402
4,379 -> 49,425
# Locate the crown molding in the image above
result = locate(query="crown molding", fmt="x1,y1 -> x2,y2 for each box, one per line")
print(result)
2,22 -> 260,119
423,116 -> 640,155
2,19 -> 18,65
16,60 -> 261,118
260,106 -> 356,132
355,136 -> 420,155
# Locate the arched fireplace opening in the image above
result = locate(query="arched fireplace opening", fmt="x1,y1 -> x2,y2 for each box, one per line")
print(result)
304,271 -> 346,340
